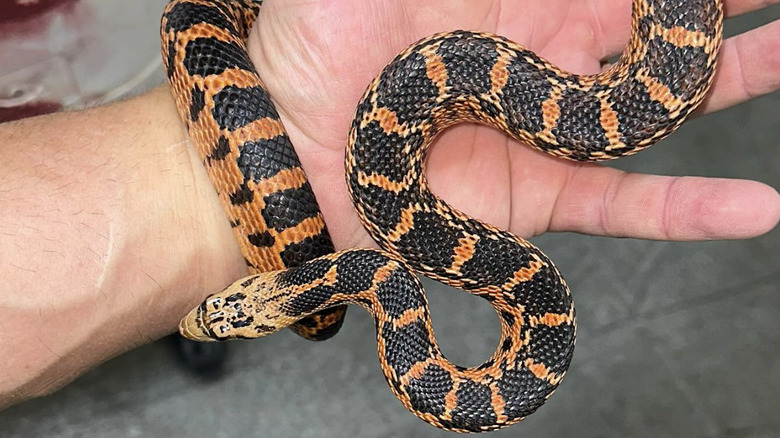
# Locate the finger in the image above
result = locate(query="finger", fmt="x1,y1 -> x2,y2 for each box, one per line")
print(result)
696,19 -> 780,114
589,0 -> 780,59
549,165 -> 780,240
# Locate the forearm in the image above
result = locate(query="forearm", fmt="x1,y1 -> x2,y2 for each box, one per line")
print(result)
0,87 -> 245,407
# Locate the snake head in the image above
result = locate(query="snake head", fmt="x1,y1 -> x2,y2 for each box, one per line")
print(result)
179,273 -> 288,341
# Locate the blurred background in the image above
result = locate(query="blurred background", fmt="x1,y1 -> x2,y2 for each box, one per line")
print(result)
1,1 -> 779,437
0,0 -> 164,122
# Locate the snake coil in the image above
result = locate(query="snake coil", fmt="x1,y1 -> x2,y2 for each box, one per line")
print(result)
162,0 -> 722,432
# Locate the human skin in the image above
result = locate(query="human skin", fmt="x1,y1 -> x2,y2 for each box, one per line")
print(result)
1,0 -> 779,409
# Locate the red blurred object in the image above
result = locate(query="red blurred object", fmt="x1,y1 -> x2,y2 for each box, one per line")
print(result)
0,101 -> 61,123
0,0 -> 162,124
0,0 -> 79,25
0,0 -> 79,122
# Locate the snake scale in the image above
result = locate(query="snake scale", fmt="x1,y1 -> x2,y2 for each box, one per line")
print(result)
162,0 -> 722,432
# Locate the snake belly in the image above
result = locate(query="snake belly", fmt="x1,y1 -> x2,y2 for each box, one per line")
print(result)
164,0 -> 723,433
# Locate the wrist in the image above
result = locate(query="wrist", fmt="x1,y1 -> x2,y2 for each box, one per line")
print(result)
116,87 -> 247,325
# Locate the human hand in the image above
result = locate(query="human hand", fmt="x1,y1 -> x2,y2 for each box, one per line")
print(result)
247,0 -> 780,249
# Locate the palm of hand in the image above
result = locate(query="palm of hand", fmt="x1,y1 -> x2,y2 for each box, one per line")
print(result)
246,0 -> 780,248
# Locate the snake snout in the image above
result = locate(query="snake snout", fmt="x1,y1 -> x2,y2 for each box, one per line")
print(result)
179,303 -> 216,342
180,274 -> 290,341
179,294 -> 251,341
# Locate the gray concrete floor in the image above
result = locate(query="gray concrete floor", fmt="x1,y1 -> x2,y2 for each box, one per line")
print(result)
3,6 -> 780,438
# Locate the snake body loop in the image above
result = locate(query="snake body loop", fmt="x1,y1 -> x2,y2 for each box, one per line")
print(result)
162,0 -> 722,432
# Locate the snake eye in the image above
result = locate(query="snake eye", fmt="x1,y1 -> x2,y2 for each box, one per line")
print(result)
207,297 -> 223,310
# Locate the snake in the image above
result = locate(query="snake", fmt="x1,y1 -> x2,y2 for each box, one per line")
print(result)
161,0 -> 723,432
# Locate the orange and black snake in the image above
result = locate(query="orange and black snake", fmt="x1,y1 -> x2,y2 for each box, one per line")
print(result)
161,0 -> 722,432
